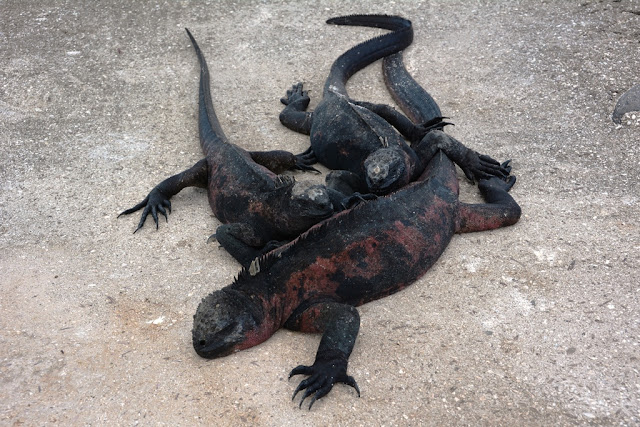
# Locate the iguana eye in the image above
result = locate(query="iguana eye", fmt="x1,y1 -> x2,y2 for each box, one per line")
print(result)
216,322 -> 239,337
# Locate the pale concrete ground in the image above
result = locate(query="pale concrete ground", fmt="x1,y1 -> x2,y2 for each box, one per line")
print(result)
1,0 -> 639,425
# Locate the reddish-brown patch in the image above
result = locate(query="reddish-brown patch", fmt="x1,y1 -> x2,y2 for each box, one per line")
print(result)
382,221 -> 424,266
339,237 -> 385,279
458,203 -> 520,233
287,256 -> 340,297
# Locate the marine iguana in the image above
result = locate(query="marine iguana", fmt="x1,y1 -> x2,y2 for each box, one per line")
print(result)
192,149 -> 520,409
119,29 -> 349,266
192,32 -> 521,407
279,14 -> 508,196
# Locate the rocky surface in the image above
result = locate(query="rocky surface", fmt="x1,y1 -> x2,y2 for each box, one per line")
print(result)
1,1 -> 638,425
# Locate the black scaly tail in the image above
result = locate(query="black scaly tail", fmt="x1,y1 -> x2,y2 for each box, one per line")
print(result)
382,52 -> 443,125
323,14 -> 412,97
185,28 -> 229,156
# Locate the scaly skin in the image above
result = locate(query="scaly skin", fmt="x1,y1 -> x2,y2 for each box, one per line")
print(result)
193,31 -> 521,406
192,150 -> 521,409
119,29 -> 350,266
279,15 -> 509,196
279,15 -> 420,196
381,51 -> 507,183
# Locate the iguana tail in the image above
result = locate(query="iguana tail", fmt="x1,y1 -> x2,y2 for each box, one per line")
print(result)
324,14 -> 413,97
185,28 -> 229,155
382,52 -> 442,125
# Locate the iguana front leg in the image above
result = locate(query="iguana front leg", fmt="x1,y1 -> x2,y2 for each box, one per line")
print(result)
284,302 -> 361,409
415,130 -> 510,184
279,82 -> 314,136
118,158 -> 208,232
351,99 -> 450,143
213,187 -> 358,266
249,149 -> 319,174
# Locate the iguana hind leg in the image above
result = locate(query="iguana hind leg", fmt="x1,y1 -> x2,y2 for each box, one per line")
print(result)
249,150 -> 319,174
458,171 -> 521,233
351,99 -> 450,143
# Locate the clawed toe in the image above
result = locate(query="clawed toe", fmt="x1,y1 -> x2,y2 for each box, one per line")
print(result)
118,189 -> 172,232
281,82 -> 309,105
294,148 -> 318,173
289,360 -> 360,410
294,162 -> 321,173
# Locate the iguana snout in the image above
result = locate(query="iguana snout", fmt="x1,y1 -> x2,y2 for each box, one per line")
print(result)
290,182 -> 335,218
192,290 -> 262,358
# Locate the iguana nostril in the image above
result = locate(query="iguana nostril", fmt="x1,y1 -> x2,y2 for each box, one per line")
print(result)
199,339 -> 206,346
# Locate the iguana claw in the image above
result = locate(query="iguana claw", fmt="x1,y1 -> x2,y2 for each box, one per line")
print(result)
417,116 -> 453,132
289,359 -> 360,410
341,192 -> 377,210
294,147 -> 319,173
281,82 -> 310,108
478,171 -> 517,193
461,152 -> 512,184
118,188 -> 172,232
293,161 -> 321,173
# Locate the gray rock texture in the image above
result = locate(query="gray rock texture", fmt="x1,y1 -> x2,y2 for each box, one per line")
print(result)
1,1 -> 638,425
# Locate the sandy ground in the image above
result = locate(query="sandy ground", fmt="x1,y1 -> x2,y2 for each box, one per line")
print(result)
1,0 -> 639,425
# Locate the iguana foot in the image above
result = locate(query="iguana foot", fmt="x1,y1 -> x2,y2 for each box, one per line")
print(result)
118,188 -> 172,232
280,82 -> 311,109
461,151 -> 512,184
295,146 -> 317,165
249,150 -> 319,174
407,117 -> 454,143
294,147 -> 319,172
279,82 -> 313,134
289,358 -> 360,409
478,164 -> 517,193
414,116 -> 453,137
208,223 -> 272,266
326,170 -> 367,197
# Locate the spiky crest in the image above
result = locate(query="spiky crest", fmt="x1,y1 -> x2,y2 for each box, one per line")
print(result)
231,198 -> 377,286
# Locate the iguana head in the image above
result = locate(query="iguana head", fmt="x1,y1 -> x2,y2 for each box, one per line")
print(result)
289,181 -> 335,220
364,148 -> 410,195
192,289 -> 264,358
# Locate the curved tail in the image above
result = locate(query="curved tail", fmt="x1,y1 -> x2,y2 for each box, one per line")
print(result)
185,28 -> 229,155
324,14 -> 413,96
382,52 -> 442,125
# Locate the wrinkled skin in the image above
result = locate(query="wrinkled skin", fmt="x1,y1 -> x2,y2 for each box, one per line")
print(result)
192,289 -> 264,358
